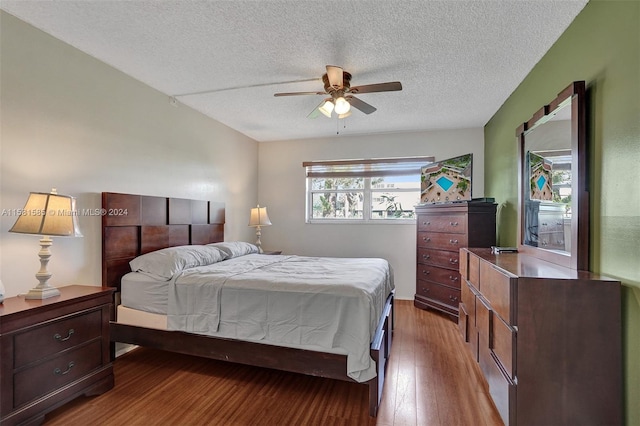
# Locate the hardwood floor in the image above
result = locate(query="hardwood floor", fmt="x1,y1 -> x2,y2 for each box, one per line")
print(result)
43,300 -> 503,425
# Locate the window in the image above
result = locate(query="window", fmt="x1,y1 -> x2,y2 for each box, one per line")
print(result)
303,156 -> 434,223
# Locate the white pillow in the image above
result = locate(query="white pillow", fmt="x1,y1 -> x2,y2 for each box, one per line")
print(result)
208,241 -> 259,258
129,245 -> 228,280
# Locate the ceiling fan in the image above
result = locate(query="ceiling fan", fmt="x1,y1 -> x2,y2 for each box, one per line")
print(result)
274,65 -> 402,119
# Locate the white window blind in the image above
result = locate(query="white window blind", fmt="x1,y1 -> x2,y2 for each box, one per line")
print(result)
303,156 -> 434,222
303,156 -> 435,178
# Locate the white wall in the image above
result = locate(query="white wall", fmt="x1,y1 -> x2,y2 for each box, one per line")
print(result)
0,12 -> 258,297
258,129 -> 485,300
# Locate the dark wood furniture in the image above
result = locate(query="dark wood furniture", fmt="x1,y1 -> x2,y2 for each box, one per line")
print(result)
261,250 -> 282,255
516,81 -> 587,270
40,301 -> 505,425
414,201 -> 496,319
0,285 -> 114,426
102,192 -> 393,417
457,80 -> 622,425
458,248 -> 622,425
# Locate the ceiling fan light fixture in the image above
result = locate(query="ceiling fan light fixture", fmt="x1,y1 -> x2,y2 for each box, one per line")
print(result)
334,96 -> 351,115
319,100 -> 334,117
273,66 -> 402,120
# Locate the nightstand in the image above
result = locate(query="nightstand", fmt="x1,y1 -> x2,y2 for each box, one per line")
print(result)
0,285 -> 115,425
261,250 -> 282,255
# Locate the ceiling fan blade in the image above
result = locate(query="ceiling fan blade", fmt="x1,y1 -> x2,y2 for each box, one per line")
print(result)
349,81 -> 402,94
274,91 -> 325,97
326,65 -> 344,89
348,96 -> 377,114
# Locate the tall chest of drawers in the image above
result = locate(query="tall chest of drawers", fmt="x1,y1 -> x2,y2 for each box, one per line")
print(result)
414,201 -> 496,318
0,285 -> 114,425
459,248 -> 622,425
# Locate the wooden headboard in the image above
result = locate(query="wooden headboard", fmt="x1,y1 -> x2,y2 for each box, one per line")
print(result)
101,192 -> 225,291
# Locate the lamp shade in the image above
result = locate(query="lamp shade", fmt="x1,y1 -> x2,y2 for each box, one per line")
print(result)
334,96 -> 351,115
318,100 -> 334,118
9,190 -> 83,237
248,205 -> 272,227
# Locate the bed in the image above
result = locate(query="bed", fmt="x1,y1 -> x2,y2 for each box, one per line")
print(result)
102,192 -> 395,417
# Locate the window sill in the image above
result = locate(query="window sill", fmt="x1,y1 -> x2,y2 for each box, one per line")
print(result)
306,219 -> 416,225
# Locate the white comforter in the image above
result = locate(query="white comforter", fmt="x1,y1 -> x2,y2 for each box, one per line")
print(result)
167,254 -> 394,382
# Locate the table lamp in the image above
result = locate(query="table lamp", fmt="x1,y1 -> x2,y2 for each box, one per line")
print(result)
248,205 -> 271,253
9,189 -> 83,299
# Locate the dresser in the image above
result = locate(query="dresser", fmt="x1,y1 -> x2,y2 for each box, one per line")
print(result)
414,201 -> 496,318
536,202 -> 566,250
459,248 -> 622,425
523,201 -> 567,251
0,285 -> 114,425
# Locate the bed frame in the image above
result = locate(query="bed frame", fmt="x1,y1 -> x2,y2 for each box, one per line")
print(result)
101,192 -> 394,417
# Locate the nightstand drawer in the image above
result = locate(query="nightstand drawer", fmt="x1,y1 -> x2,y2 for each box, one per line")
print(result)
14,339 -> 103,408
14,309 -> 102,368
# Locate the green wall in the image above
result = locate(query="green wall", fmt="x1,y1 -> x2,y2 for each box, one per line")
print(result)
484,1 -> 639,424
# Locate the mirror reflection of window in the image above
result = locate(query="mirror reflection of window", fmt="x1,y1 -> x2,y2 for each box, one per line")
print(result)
528,150 -> 572,216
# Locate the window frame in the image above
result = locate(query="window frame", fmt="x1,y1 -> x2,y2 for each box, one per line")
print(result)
304,156 -> 434,224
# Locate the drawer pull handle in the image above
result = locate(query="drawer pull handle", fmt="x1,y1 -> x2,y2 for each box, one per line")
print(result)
449,295 -> 459,302
449,222 -> 458,226
423,254 -> 430,260
54,329 -> 74,342
449,239 -> 458,244
423,270 -> 430,275
423,237 -> 431,242
449,275 -> 459,282
54,362 -> 75,376
423,221 -> 430,226
449,258 -> 458,264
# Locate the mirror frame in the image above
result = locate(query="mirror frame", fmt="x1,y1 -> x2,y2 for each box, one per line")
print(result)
516,81 -> 588,270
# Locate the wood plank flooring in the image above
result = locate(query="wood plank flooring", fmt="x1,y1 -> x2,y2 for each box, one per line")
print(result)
44,300 -> 503,425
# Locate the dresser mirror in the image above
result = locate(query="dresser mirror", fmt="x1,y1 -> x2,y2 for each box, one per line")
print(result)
516,81 -> 588,270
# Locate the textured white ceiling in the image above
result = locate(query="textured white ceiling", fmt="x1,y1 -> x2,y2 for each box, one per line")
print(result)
1,1 -> 587,142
